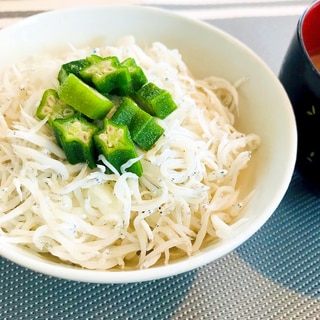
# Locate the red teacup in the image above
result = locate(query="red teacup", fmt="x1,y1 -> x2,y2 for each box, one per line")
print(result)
279,0 -> 320,191
302,1 -> 320,69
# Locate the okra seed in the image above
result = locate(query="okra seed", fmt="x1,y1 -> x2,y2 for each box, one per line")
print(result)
79,132 -> 90,143
47,95 -> 56,107
62,109 -> 74,117
100,133 -> 108,141
42,106 -> 52,116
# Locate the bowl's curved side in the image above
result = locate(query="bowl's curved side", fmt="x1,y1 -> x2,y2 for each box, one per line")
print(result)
0,5 -> 297,283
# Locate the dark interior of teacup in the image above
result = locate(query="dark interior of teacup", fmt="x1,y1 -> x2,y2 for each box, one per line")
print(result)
301,1 -> 320,69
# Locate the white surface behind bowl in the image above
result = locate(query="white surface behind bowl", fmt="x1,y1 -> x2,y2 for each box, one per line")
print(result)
0,5 -> 297,283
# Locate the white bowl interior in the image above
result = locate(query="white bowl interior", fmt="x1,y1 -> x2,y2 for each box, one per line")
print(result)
0,5 -> 297,283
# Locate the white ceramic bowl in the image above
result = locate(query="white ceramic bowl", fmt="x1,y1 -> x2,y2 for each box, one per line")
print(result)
0,5 -> 296,283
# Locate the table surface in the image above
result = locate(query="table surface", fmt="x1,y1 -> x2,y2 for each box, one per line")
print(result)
1,1 -> 319,319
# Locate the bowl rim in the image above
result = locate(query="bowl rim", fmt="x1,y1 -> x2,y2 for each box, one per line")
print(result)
0,4 -> 297,283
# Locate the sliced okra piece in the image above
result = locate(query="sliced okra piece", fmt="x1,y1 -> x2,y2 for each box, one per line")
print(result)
131,117 -> 164,151
52,115 -> 98,169
94,119 -> 143,176
58,59 -> 91,84
36,89 -> 76,125
132,82 -> 178,119
112,98 -> 164,151
130,107 -> 165,151
80,55 -> 131,95
86,54 -> 105,65
78,54 -> 104,85
111,97 -> 139,127
58,73 -> 114,120
120,57 -> 147,93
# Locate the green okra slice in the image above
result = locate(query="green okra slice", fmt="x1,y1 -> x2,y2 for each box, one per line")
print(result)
77,54 -> 104,84
58,59 -> 91,84
36,89 -> 76,125
58,73 -> 114,120
85,54 -> 106,65
131,117 -> 165,151
120,57 -> 147,93
111,97 -> 139,127
52,115 -> 99,169
94,119 -> 143,177
80,55 -> 131,95
111,98 -> 165,151
132,82 -> 178,119
130,107 -> 165,151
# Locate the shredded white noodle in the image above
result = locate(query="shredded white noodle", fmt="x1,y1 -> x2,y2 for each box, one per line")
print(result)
0,36 -> 260,270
